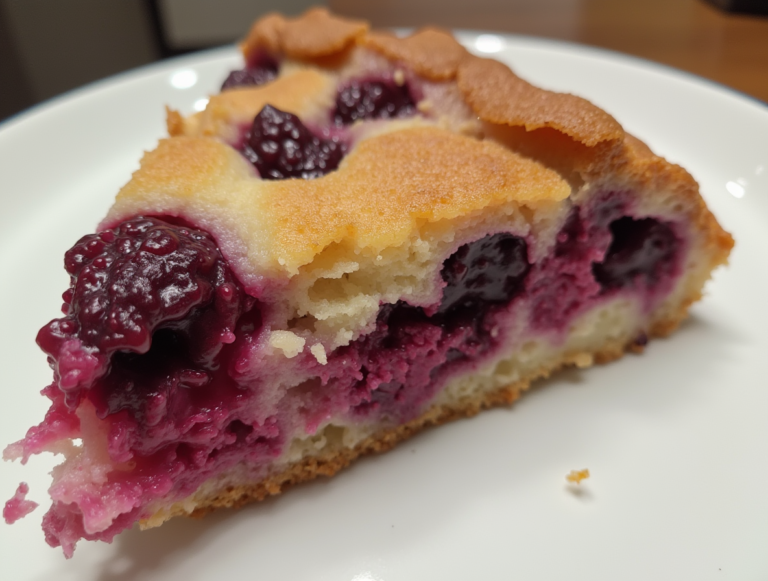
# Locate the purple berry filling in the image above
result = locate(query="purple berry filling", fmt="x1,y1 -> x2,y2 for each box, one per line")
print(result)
35,217 -> 252,410
525,196 -> 679,330
242,105 -> 348,179
317,234 -> 531,423
594,217 -> 677,289
439,233 -> 530,316
23,217 -> 267,555
221,53 -> 279,91
334,79 -> 416,125
14,197 -> 683,555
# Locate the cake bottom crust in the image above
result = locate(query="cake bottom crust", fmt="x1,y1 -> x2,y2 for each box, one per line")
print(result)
140,311 -> 682,530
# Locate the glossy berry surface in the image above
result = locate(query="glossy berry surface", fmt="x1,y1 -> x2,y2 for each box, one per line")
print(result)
594,217 -> 678,289
334,79 -> 416,125
36,217 -> 247,407
243,105 -> 347,179
439,233 -> 530,315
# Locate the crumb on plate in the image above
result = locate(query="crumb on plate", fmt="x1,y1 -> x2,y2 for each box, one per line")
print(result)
566,469 -> 590,484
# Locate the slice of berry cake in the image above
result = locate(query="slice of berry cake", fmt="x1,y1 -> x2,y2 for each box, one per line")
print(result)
4,8 -> 733,557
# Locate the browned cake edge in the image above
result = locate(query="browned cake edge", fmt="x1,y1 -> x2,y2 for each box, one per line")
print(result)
238,8 -> 624,151
241,7 -> 369,60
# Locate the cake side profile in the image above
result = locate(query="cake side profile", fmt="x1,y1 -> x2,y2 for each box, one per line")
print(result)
4,8 -> 733,557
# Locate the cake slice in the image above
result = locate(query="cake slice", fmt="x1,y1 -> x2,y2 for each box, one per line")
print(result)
4,8 -> 733,557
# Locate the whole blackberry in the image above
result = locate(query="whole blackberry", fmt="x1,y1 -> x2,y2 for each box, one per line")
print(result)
243,105 -> 347,179
334,79 -> 416,125
37,217 -> 247,407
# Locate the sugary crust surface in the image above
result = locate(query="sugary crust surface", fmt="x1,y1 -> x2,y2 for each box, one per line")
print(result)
113,126 -> 732,286
262,127 -> 570,269
108,126 -> 570,275
130,8 -> 730,281
362,28 -> 468,81
241,7 -> 369,60
110,7 -> 732,315
361,29 -> 623,148
173,69 -> 337,141
239,10 -> 623,149
457,55 -> 624,148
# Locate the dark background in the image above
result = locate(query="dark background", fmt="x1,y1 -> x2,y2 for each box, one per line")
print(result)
1,0 -> 767,123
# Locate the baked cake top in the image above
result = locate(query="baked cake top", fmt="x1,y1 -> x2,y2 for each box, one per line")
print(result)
241,8 -> 624,146
104,8 -> 682,287
110,128 -> 570,277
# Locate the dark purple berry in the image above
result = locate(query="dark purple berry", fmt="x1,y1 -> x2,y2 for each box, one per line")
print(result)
37,217 -> 248,407
346,233 -> 530,418
593,217 -> 678,289
334,79 -> 416,125
243,105 -> 347,180
439,233 -> 530,315
221,53 -> 279,91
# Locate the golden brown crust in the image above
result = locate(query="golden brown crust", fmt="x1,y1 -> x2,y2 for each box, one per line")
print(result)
236,9 -> 626,150
262,126 -> 570,269
115,136 -> 253,201
362,28 -> 468,81
359,28 -> 620,150
457,55 -> 624,148
109,127 -> 570,275
114,7 -> 733,283
241,7 -> 368,61
184,69 -> 336,140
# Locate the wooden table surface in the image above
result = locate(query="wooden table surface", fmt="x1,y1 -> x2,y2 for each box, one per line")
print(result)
330,0 -> 768,104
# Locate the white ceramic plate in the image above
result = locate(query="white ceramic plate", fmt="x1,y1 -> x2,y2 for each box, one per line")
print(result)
1,34 -> 766,580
